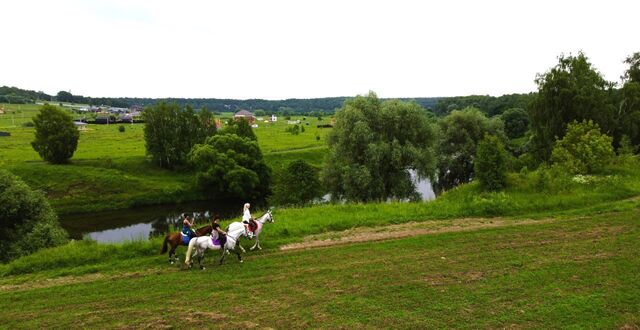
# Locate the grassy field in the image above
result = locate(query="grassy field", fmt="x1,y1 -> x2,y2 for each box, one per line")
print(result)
0,103 -> 332,214
1,208 -> 638,328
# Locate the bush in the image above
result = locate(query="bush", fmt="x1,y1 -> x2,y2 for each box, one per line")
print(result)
286,124 -> 300,135
31,104 -> 79,164
118,125 -> 125,133
0,170 -> 68,262
551,120 -> 614,174
21,121 -> 34,128
475,135 -> 508,191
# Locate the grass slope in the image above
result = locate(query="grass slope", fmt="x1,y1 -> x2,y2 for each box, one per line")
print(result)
1,210 -> 638,328
1,102 -> 332,214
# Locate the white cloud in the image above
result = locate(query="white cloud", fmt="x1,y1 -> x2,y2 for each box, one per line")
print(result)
0,0 -> 637,99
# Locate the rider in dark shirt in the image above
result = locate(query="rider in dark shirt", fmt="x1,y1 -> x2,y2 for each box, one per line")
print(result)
211,215 -> 227,247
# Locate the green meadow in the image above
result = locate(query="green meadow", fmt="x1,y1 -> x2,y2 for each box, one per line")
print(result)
1,206 -> 638,328
2,103 -> 640,328
0,103 -> 332,214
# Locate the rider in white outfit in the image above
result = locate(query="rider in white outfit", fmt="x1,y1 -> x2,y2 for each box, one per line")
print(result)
242,203 -> 252,235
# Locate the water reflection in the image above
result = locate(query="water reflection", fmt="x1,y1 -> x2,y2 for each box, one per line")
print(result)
59,200 -> 243,243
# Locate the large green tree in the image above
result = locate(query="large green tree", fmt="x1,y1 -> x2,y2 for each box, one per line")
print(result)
618,52 -> 640,150
322,92 -> 437,202
31,104 -> 80,164
143,103 -> 217,169
56,91 -> 74,103
221,118 -> 257,141
501,108 -> 529,139
272,160 -> 322,206
436,107 -> 504,192
0,170 -> 68,262
188,134 -> 271,200
529,52 -> 616,162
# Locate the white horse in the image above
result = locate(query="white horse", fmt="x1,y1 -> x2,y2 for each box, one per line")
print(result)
238,210 -> 274,252
184,221 -> 253,270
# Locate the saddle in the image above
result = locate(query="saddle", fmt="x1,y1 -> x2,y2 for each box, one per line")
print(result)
248,219 -> 258,233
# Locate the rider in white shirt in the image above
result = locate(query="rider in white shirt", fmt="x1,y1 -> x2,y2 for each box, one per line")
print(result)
242,203 -> 252,235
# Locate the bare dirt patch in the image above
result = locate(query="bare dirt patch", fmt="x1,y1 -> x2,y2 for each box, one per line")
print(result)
280,217 -> 558,251
0,268 -> 166,293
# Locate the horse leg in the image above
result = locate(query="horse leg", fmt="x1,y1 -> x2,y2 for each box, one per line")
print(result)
234,246 -> 243,263
198,253 -> 205,270
169,244 -> 177,264
249,236 -> 260,251
219,246 -> 227,265
237,239 -> 246,253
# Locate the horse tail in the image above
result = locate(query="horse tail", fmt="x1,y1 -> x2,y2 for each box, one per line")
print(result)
185,237 -> 197,264
160,235 -> 169,254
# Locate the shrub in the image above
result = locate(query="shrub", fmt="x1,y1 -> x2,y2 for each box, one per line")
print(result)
551,120 -> 614,174
118,125 -> 125,133
31,104 -> 79,164
21,121 -> 34,128
0,170 -> 68,262
475,135 -> 508,191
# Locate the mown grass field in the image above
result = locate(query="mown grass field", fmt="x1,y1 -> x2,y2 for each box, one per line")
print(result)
0,103 -> 332,214
1,207 -> 638,328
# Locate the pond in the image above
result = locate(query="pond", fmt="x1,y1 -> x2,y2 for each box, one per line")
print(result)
58,200 -> 243,243
59,175 -> 436,244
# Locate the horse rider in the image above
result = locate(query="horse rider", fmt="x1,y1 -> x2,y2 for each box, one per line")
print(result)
181,213 -> 197,245
211,215 -> 227,247
242,203 -> 256,236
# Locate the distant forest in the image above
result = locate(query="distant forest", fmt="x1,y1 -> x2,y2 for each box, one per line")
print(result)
1,85 -> 535,117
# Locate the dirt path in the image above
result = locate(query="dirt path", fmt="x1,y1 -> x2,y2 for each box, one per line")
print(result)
280,217 -> 558,251
0,268 -> 164,293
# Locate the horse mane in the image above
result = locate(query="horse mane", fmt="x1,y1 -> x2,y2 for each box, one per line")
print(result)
195,224 -> 213,235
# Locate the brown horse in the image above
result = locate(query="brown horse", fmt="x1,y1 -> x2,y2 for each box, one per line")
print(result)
161,225 -> 213,264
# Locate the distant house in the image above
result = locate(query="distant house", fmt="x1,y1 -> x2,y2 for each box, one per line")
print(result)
234,110 -> 255,124
287,120 -> 301,125
270,114 -> 277,122
0,109 -> 4,115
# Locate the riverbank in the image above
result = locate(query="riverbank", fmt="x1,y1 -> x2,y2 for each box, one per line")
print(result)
3,157 -> 639,277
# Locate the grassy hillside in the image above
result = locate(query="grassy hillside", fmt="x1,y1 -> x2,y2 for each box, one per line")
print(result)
1,209 -> 638,328
0,103 -> 332,214
1,154 -> 638,328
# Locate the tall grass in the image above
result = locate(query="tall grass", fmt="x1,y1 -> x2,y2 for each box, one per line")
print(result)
0,238 -> 162,277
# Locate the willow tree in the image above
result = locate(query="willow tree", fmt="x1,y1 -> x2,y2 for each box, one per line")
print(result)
322,92 -> 437,202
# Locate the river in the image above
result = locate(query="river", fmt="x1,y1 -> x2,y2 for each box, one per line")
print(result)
59,175 -> 436,243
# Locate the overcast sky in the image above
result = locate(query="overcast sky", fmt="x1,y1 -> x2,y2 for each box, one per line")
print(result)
0,0 -> 638,100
